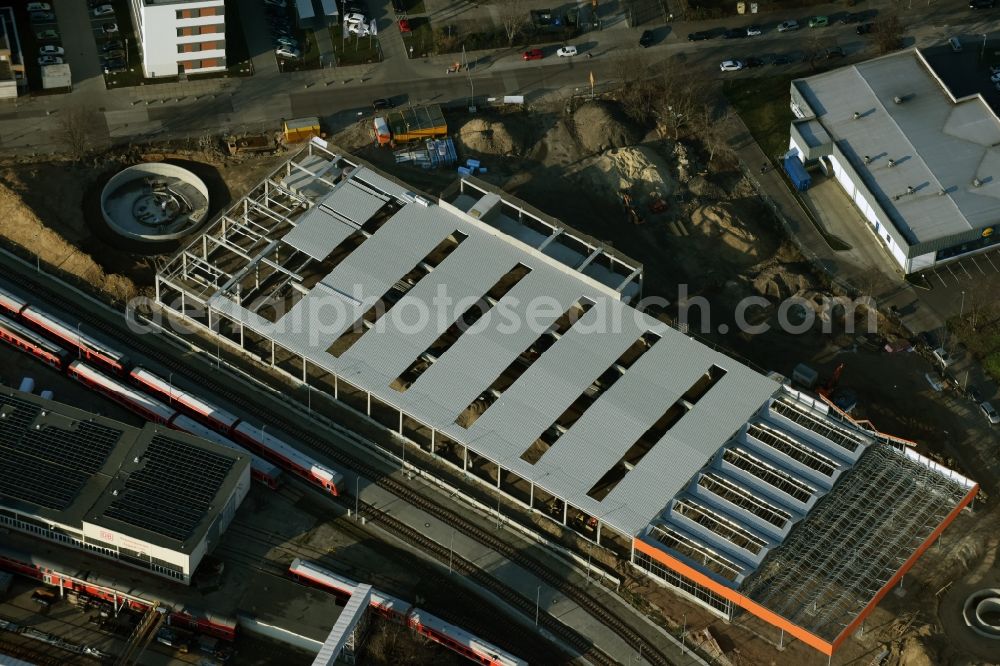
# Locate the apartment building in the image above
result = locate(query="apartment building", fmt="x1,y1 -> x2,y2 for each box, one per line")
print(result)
129,0 -> 226,78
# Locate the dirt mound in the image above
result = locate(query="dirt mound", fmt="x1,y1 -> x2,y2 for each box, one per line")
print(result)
688,175 -> 725,200
573,102 -> 642,154
457,117 -> 525,157
574,146 -> 675,208
688,203 -> 762,256
750,263 -> 817,300
0,180 -> 136,302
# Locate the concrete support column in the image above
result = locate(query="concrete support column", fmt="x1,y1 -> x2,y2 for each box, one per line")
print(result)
430,429 -> 436,455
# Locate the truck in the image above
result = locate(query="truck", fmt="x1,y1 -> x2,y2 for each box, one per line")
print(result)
283,117 -> 322,144
374,104 -> 447,146
783,154 -> 812,191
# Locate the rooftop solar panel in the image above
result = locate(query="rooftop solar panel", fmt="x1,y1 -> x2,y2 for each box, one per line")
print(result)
101,434 -> 236,542
0,394 -> 123,511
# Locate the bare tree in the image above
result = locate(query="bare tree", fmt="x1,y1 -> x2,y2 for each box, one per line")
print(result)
498,0 -> 530,47
874,13 -> 904,55
614,53 -> 659,123
56,108 -> 91,162
653,61 -> 708,139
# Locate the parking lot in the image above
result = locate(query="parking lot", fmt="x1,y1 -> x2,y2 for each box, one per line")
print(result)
920,247 -> 1000,287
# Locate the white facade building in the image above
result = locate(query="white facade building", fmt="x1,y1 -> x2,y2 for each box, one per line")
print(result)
789,49 -> 1000,274
129,0 -> 226,78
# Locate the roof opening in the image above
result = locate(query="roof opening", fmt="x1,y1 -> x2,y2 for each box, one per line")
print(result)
328,230 -> 468,357
391,263 -> 532,392
454,297 -> 595,428
697,472 -> 791,529
520,330 -> 663,465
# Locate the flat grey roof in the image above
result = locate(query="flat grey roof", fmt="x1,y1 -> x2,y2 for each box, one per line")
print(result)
169,145 -> 780,538
794,49 -> 1000,245
0,388 -> 249,554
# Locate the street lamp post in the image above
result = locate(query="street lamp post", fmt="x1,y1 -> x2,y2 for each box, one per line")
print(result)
681,613 -> 687,649
961,290 -> 966,317
355,476 -> 360,520
982,34 -> 988,61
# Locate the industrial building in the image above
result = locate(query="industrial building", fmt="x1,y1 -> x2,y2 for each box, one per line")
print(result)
127,0 -> 226,78
154,143 -> 977,655
0,387 -> 250,584
789,48 -> 1000,273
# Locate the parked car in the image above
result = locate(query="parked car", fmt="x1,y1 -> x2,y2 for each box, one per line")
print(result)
273,36 -> 298,48
724,27 -> 745,39
772,54 -> 792,65
29,11 -> 55,22
522,48 -> 543,60
687,30 -> 712,41
101,40 -> 124,52
275,46 -> 301,59
26,2 -> 52,11
856,22 -> 874,35
344,12 -> 367,24
263,0 -> 287,7
35,29 -> 58,40
825,46 -> 846,58
348,22 -> 370,36
980,401 -> 1000,424
990,64 -> 1000,74
31,588 -> 58,608
840,12 -> 863,23
556,45 -> 578,57
719,59 -> 744,71
37,55 -> 63,65
932,347 -> 956,368
101,49 -> 126,61
639,30 -> 654,47
103,58 -> 126,72
39,45 -> 64,56
746,25 -> 762,36
970,0 -> 995,7
744,56 -> 764,67
102,23 -> 119,34
398,18 -> 411,33
990,71 -> 1000,82
777,20 -> 800,32
372,98 -> 394,110
968,386 -> 983,403
925,372 -> 945,392
92,4 -> 114,17
809,15 -> 829,27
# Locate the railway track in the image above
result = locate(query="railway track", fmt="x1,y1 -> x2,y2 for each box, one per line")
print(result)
1,265 -> 678,666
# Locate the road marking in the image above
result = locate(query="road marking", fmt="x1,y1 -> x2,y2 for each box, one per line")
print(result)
959,261 -> 973,278
934,271 -> 948,287
985,252 -> 999,272
970,256 -> 986,274
946,264 -> 958,282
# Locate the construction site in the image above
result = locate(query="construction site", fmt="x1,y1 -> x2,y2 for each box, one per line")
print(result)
1,92 -> 999,665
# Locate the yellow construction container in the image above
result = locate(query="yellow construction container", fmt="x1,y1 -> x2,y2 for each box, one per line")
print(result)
381,104 -> 447,144
283,117 -> 322,144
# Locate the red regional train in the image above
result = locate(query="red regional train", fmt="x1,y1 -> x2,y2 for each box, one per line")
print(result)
0,284 -> 340,495
289,558 -> 529,666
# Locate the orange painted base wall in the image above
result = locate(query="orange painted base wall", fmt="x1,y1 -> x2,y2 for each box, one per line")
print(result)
633,482 -> 978,656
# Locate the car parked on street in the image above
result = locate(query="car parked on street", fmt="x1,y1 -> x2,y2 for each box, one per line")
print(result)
777,20 -> 800,32
687,30 -> 712,41
639,30 -> 654,47
29,11 -> 55,22
719,59 -> 744,71
101,40 -> 124,52
980,401 -> 1000,424
772,54 -> 792,65
746,25 -> 762,36
841,12 -> 863,23
101,49 -> 126,61
102,23 -> 119,34
263,0 -> 287,7
92,4 -> 114,17
39,45 -> 64,56
825,46 -> 846,59
103,58 -> 126,72
933,347 -> 956,368
522,48 -> 543,60
724,27 -> 745,39
274,36 -> 298,48
989,71 -> 1000,82
275,46 -> 301,59
556,45 -> 578,57
344,12 -> 366,24
925,372 -> 945,392
968,386 -> 983,403
970,0 -> 995,8
37,55 -> 63,65
372,98 -> 394,110
809,15 -> 829,27
35,29 -> 58,40
744,56 -> 764,67
856,22 -> 873,35
26,2 -> 52,11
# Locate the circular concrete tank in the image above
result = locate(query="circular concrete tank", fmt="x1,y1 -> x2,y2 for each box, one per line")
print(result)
100,163 -> 209,241
962,589 -> 1000,639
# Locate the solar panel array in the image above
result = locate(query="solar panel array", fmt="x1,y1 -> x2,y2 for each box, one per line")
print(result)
0,394 -> 122,511
102,433 -> 236,542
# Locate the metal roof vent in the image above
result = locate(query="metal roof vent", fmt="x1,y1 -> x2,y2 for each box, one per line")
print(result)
907,186 -> 915,195
134,456 -> 140,463
973,178 -> 983,187
888,158 -> 896,168
893,95 -> 904,104
112,489 -> 119,496
864,155 -> 872,165
939,189 -> 946,196
853,111 -> 861,120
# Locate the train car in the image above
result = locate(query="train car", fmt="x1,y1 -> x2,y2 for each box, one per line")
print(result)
131,367 -> 240,433
233,422 -> 343,496
0,313 -> 69,369
287,558 -> 408,618
0,285 -> 28,316
409,609 -> 528,666
21,307 -> 129,374
170,414 -> 283,490
68,361 -> 176,425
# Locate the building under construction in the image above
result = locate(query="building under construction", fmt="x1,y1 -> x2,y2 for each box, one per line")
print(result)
154,142 -> 977,656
